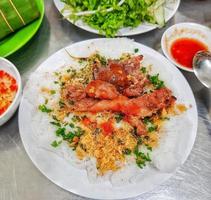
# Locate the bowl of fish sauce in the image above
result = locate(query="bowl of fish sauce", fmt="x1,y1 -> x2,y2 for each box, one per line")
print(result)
161,23 -> 211,72
0,57 -> 22,126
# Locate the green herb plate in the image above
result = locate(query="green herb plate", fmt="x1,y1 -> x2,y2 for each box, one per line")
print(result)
0,0 -> 44,57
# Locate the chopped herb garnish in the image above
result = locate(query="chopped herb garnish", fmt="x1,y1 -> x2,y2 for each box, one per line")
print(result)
69,123 -> 75,128
54,81 -> 59,84
72,115 -> 81,122
51,140 -> 62,148
123,148 -> 131,155
60,82 -> 65,87
140,67 -> 147,74
147,146 -> 152,151
143,118 -> 158,132
67,69 -> 71,73
52,115 -> 59,121
59,100 -> 65,108
134,48 -> 139,53
56,127 -> 66,137
38,104 -> 52,113
50,121 -> 61,127
63,132 -> 75,141
115,113 -> 124,123
134,145 -> 152,169
149,74 -> 165,89
75,126 -> 85,136
162,116 -> 170,121
44,99 -> 48,104
50,90 -> 56,95
137,137 -> 143,145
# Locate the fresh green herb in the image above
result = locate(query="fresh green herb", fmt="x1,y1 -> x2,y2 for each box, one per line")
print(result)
162,116 -> 170,121
56,127 -> 66,137
115,113 -> 124,123
54,72 -> 60,76
67,69 -> 71,73
60,82 -> 65,87
44,99 -> 48,104
50,90 -> 56,95
143,118 -> 158,132
72,115 -> 81,122
52,115 -> 59,121
63,132 -> 75,141
134,48 -> 139,53
50,121 -> 61,127
137,137 -> 143,145
147,146 -> 152,151
59,100 -> 65,108
62,0 -> 166,37
75,126 -> 85,136
140,67 -> 147,74
134,145 -> 152,169
38,104 -> 52,113
69,123 -> 75,128
51,140 -> 62,148
149,74 -> 165,89
123,148 -> 132,155
54,81 -> 59,84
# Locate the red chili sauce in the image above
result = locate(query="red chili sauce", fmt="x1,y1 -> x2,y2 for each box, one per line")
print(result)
170,38 -> 208,69
0,70 -> 18,116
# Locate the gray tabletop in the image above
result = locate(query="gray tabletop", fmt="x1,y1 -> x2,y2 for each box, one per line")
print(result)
0,0 -> 211,200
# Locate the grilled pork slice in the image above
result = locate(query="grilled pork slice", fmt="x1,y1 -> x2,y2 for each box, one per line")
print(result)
93,55 -> 148,97
89,88 -> 175,118
85,80 -> 119,100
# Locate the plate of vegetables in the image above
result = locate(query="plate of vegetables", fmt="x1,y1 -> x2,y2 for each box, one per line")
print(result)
53,0 -> 180,37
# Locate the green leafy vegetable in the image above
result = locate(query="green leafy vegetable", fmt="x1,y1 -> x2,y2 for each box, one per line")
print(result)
134,145 -> 152,168
61,0 -> 166,37
134,48 -> 139,53
115,113 -> 124,123
50,90 -> 56,95
72,115 -> 81,122
50,121 -> 61,127
51,140 -> 62,148
38,104 -> 52,113
143,117 -> 158,132
123,148 -> 132,155
140,67 -> 147,74
59,100 -> 65,108
149,74 -> 164,89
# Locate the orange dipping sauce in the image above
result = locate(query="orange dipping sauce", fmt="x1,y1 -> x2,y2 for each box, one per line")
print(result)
170,38 -> 208,69
0,70 -> 18,116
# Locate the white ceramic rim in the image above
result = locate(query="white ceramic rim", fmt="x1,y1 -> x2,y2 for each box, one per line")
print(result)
18,38 -> 198,199
53,0 -> 181,36
0,57 -> 22,120
161,22 -> 211,72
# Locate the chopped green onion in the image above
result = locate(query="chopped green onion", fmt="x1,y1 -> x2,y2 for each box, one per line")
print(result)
51,140 -> 62,148
123,148 -> 132,155
38,104 -> 52,113
115,113 -> 124,123
149,74 -> 164,89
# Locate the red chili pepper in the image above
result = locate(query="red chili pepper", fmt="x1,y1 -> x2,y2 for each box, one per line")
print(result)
101,120 -> 114,136
82,117 -> 92,126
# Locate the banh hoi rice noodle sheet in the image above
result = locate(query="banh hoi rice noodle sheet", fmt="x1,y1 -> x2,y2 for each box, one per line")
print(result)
24,38 -> 193,185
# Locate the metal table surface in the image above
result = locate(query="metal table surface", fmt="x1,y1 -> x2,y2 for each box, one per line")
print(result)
0,0 -> 211,200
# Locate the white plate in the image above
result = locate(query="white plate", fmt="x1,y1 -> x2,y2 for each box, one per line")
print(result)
19,38 -> 197,199
53,0 -> 180,36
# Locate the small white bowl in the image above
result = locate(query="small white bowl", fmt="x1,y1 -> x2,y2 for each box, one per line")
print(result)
0,58 -> 22,126
161,23 -> 211,72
